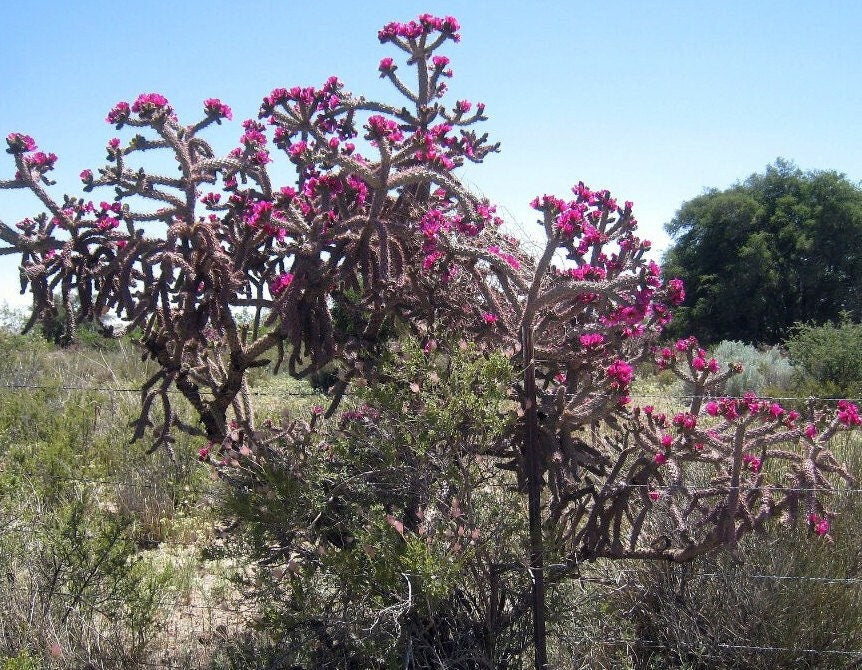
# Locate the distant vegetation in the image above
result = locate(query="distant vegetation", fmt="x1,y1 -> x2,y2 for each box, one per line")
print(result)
664,160 -> 862,345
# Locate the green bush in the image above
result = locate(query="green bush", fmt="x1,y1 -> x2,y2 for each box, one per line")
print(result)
0,331 -> 212,667
785,318 -> 862,399
216,337 -> 540,668
0,483 -> 172,666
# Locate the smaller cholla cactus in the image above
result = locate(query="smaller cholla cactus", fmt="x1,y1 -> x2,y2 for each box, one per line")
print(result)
611,337 -> 859,557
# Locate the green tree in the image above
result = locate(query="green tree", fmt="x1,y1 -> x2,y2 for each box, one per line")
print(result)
663,159 -> 862,344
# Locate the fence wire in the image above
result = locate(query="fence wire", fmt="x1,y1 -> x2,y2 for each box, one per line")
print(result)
2,381 -> 861,404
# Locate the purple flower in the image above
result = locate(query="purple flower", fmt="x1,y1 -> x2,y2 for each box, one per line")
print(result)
667,278 -> 685,305
606,360 -> 634,391
579,333 -> 604,348
270,272 -> 294,296
432,55 -> 450,69
204,98 -> 233,120
378,57 -> 396,74
106,101 -> 130,124
837,400 -> 862,426
24,152 -> 57,170
131,92 -> 171,115
6,132 -> 37,153
288,141 -> 308,158
742,454 -> 762,472
808,513 -> 830,536
366,115 -> 404,142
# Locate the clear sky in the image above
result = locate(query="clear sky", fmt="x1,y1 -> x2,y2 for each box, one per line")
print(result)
1,0 -> 861,308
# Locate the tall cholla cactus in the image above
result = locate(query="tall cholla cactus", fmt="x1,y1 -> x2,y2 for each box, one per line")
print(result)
0,15 -> 509,450
1,15 -> 860,667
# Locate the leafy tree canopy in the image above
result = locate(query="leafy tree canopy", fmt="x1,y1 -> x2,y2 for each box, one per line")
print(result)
663,159 -> 862,344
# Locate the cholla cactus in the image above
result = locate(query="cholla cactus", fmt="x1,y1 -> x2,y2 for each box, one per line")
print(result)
1,15 -> 859,666
549,337 -> 859,564
0,15 -> 507,450
2,7 -> 856,546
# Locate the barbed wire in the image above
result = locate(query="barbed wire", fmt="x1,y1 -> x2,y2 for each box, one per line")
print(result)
4,466 -> 862,497
600,637 -> 862,658
695,572 -> 862,585
0,381 -> 321,397
617,482 -> 862,493
1,381 -> 861,405
627,392 -> 862,403
603,567 -> 862,586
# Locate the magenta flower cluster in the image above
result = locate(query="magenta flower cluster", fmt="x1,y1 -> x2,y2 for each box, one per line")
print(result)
269,272 -> 294,297
837,400 -> 862,426
378,14 -> 460,42
106,93 -> 175,127
5,132 -> 37,153
487,245 -> 521,270
339,404 -> 382,425
656,336 -> 720,373
131,93 -> 171,115
703,393 -> 802,428
204,98 -> 233,120
366,115 -> 404,143
606,360 -> 634,392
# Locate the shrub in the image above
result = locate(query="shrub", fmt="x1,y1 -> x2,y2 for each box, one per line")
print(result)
710,340 -> 796,397
214,338 -> 537,667
0,334 -> 212,666
0,483 -> 171,666
785,318 -> 862,399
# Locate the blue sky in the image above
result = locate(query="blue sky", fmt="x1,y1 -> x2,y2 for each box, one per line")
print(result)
1,1 -> 861,308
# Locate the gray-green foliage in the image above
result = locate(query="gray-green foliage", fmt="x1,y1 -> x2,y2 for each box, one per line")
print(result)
710,340 -> 796,396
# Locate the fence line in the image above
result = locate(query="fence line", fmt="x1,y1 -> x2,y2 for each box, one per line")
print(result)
1,381 -> 861,404
600,637 -> 862,658
695,572 -> 862,585
601,567 -> 862,586
0,382 -> 320,397
4,466 -> 862,497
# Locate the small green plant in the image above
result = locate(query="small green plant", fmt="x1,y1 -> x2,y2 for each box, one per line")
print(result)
1,651 -> 40,670
0,486 -> 172,666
